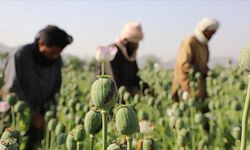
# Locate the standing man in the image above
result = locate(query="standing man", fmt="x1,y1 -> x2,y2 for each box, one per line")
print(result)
2,25 -> 73,149
105,22 -> 144,93
172,18 -> 220,101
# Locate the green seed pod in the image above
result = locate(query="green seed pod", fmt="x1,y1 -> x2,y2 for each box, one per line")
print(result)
174,108 -> 183,118
1,128 -> 20,143
107,144 -> 120,150
177,135 -> 186,146
66,113 -> 74,121
138,109 -> 149,121
14,101 -> 26,112
175,118 -> 184,130
68,99 -> 77,109
123,92 -> 130,102
0,138 -> 19,150
214,101 -> 221,109
239,45 -> 250,72
63,107 -> 70,115
75,116 -> 83,125
172,103 -> 179,110
139,81 -> 144,89
195,72 -> 201,80
57,133 -> 67,145
107,143 -> 126,150
58,98 -> 66,106
158,118 -> 165,126
44,111 -> 54,123
134,94 -> 140,103
169,116 -> 177,129
143,138 -> 157,150
6,93 -> 17,106
189,81 -> 196,89
66,134 -> 76,150
144,89 -> 150,95
179,101 -> 187,111
84,109 -> 102,135
115,105 -> 139,136
48,119 -> 57,131
75,103 -> 83,112
90,78 -> 117,110
55,123 -> 66,136
147,97 -> 154,106
188,68 -> 194,77
73,125 -> 85,141
118,86 -> 126,97
231,101 -> 241,111
232,126 -> 241,140
4,115 -> 11,123
195,113 -> 204,124
198,139 -> 208,149
208,101 -> 215,111
178,128 -> 189,137
188,98 -> 196,107
83,105 -> 89,113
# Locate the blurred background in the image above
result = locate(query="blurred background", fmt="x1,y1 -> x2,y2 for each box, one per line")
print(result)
0,0 -> 250,68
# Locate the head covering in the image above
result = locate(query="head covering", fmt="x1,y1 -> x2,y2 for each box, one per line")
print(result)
194,18 -> 220,44
120,22 -> 143,43
35,25 -> 73,48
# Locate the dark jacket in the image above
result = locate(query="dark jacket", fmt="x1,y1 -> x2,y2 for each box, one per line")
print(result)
2,43 -> 62,112
110,44 -> 140,92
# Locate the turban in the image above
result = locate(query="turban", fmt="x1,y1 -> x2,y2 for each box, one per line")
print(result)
120,22 -> 143,43
194,18 -> 220,44
196,18 -> 220,32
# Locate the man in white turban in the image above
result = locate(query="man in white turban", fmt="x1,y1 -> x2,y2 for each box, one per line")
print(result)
172,18 -> 220,102
105,21 -> 144,93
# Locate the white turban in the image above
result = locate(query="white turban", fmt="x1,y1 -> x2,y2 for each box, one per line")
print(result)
194,18 -> 220,44
196,18 -> 220,32
120,22 -> 143,43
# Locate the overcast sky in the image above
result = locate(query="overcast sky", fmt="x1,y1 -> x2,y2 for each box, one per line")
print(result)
0,0 -> 250,62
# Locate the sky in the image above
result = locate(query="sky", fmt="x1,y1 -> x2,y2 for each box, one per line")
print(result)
0,0 -> 250,62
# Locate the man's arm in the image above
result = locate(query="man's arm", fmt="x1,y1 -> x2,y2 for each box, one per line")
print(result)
47,58 -> 63,107
2,50 -> 33,109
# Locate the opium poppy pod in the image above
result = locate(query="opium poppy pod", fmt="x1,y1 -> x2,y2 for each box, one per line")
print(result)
91,77 -> 117,110
84,109 -> 102,135
55,123 -> 66,136
14,101 -> 26,113
0,138 -> 19,150
232,126 -> 241,140
107,143 -> 126,150
48,119 -> 57,131
6,93 -> 17,106
66,134 -> 76,150
115,105 -> 139,136
56,133 -> 67,145
73,125 -> 85,142
0,128 -> 20,143
143,138 -> 157,150
239,46 -> 250,72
